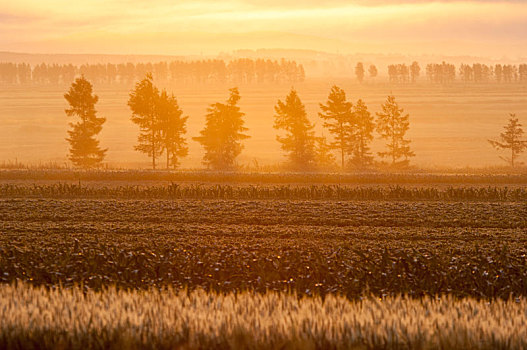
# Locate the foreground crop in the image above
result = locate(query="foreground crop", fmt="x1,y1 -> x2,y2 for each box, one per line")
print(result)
3,183 -> 527,201
0,283 -> 525,350
2,198 -> 526,298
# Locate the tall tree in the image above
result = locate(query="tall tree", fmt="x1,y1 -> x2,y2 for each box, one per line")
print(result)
315,135 -> 336,170
193,88 -> 249,170
488,114 -> 527,167
157,90 -> 188,169
274,89 -> 316,170
350,99 -> 375,166
128,73 -> 162,169
410,61 -> 420,83
376,95 -> 415,166
319,85 -> 353,168
368,65 -> 378,79
355,62 -> 365,83
64,76 -> 107,168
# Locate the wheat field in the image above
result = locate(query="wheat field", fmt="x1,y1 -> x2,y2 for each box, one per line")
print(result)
0,283 -> 525,350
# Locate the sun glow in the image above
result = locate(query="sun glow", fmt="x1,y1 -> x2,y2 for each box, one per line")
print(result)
1,0 -> 526,55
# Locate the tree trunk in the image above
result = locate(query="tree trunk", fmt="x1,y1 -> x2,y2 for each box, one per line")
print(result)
392,116 -> 396,165
152,139 -> 156,170
360,135 -> 364,165
341,146 -> 344,169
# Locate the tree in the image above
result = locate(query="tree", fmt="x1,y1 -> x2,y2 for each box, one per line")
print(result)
410,61 -> 420,83
495,64 -> 503,83
315,135 -> 336,169
319,86 -> 353,168
274,89 -> 316,170
376,95 -> 415,166
157,90 -> 188,169
488,114 -> 527,167
193,88 -> 249,170
64,76 -> 107,168
350,99 -> 375,166
128,73 -> 162,169
368,65 -> 378,79
355,62 -> 365,83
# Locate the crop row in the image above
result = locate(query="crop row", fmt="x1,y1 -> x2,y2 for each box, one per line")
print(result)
2,198 -> 526,299
2,183 -> 527,201
2,222 -> 526,298
1,169 -> 527,184
2,198 -> 526,228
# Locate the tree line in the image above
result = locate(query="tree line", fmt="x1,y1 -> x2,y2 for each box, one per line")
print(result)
354,62 -> 527,84
4,60 -> 527,86
0,59 -> 305,86
65,75 -> 417,170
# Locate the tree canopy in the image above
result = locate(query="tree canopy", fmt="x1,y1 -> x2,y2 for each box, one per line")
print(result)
128,73 -> 162,169
157,90 -> 188,169
64,76 -> 106,168
274,89 -> 316,171
193,88 -> 249,170
350,99 -> 375,166
488,114 -> 527,167
319,85 -> 353,168
376,95 -> 414,166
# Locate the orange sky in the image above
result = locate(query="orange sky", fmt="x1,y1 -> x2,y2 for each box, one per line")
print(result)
1,0 -> 527,57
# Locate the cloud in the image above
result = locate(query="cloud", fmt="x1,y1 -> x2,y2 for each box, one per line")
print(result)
1,0 -> 526,56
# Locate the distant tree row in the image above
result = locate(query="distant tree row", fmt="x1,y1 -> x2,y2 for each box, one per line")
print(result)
386,62 -> 421,83
355,62 -> 527,84
65,76 -> 415,170
5,60 -> 527,87
459,64 -> 527,84
0,59 -> 305,86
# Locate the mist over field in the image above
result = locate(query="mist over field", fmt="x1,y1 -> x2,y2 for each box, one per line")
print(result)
2,1 -> 527,349
1,51 -> 527,169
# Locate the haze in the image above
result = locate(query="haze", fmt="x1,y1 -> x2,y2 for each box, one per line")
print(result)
1,0 -> 527,169
2,0 -> 527,57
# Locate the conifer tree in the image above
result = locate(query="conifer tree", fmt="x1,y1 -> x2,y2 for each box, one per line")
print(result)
376,95 -> 415,166
355,62 -> 365,83
193,88 -> 249,170
488,114 -> 527,167
315,135 -> 336,169
128,73 -> 162,169
64,76 -> 107,168
319,86 -> 353,168
274,89 -> 316,170
351,99 -> 375,166
157,90 -> 188,169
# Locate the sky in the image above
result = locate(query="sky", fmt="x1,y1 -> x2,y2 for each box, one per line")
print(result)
1,0 -> 527,57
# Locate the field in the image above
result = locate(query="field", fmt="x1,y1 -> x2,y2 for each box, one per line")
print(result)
1,80 -> 527,168
2,283 -> 526,350
1,172 -> 527,348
